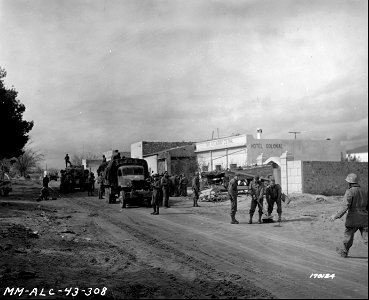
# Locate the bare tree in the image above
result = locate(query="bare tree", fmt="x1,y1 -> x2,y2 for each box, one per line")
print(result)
13,147 -> 44,177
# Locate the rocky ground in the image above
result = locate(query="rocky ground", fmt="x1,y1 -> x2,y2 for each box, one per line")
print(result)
0,180 -> 367,299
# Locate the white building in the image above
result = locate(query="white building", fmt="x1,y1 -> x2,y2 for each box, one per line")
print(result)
195,131 -> 342,172
346,145 -> 368,162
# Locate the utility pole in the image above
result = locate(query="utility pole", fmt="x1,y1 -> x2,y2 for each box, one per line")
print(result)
289,131 -> 301,139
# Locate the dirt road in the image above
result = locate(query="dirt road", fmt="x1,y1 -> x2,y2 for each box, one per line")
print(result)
0,181 -> 367,299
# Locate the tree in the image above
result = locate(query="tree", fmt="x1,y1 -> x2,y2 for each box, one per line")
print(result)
13,147 -> 44,177
0,67 -> 34,159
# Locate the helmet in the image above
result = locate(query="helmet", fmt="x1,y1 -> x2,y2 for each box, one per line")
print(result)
254,175 -> 260,181
345,173 -> 358,184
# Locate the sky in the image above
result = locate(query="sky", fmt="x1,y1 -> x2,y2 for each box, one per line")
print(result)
0,0 -> 367,169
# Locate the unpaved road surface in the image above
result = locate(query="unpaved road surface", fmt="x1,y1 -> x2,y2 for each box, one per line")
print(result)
0,180 -> 367,299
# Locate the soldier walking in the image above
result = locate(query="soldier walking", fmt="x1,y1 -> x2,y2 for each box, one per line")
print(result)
329,173 -> 368,257
248,176 -> 265,224
191,172 -> 200,207
228,175 -> 239,224
161,171 -> 170,208
265,178 -> 282,222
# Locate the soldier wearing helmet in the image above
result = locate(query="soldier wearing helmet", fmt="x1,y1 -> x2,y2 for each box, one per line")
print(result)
265,177 -> 282,222
151,174 -> 162,215
191,171 -> 200,207
248,175 -> 265,224
228,175 -> 239,224
329,173 -> 368,257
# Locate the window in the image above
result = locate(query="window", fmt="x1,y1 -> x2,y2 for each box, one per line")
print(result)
121,166 -> 144,176
215,165 -> 222,171
202,165 -> 208,172
230,164 -> 237,169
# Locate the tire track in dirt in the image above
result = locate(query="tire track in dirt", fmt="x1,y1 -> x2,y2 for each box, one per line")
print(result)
63,194 -> 274,299
63,193 -> 368,299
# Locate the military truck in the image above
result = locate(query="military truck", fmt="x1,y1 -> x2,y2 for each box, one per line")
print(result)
59,165 -> 89,193
98,157 -> 152,207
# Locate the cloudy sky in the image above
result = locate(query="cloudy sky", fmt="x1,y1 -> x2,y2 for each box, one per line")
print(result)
0,0 -> 367,169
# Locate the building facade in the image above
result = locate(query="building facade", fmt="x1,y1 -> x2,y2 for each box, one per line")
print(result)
131,141 -> 194,159
195,133 -> 342,172
346,145 -> 368,162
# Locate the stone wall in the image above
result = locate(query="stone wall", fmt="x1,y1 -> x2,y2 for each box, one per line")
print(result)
302,161 -> 368,195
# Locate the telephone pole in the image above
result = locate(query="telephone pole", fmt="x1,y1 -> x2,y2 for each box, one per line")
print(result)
289,131 -> 301,139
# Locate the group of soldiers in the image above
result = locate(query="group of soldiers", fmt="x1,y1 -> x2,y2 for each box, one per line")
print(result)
228,172 -> 368,258
149,171 -> 194,215
228,174 -> 283,225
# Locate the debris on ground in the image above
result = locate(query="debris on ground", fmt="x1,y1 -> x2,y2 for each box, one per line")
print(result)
200,187 -> 229,202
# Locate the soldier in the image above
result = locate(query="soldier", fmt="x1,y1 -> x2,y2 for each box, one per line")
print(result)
228,175 -> 239,224
102,155 -> 106,163
112,150 -> 121,160
248,175 -> 265,224
64,154 -> 71,168
179,174 -> 189,196
97,173 -> 104,199
169,174 -> 177,197
191,172 -> 200,207
329,173 -> 368,257
151,174 -> 162,215
265,178 -> 282,222
87,172 -> 95,196
161,171 -> 170,208
43,174 -> 50,189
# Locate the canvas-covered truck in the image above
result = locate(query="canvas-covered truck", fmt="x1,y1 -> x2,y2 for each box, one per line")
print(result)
59,166 -> 89,193
99,157 -> 152,207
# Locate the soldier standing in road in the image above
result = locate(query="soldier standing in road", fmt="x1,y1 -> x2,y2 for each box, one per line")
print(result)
161,171 -> 170,208
97,173 -> 104,199
179,174 -> 189,196
191,172 -> 200,207
151,174 -> 162,215
228,175 -> 239,224
329,173 -> 368,257
102,155 -> 106,163
265,178 -> 282,222
64,154 -> 71,168
248,176 -> 265,224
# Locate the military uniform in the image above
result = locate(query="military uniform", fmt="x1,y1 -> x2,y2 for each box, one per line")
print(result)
333,181 -> 368,257
151,176 -> 162,215
191,174 -> 200,207
228,177 -> 239,224
179,175 -> 188,196
248,179 -> 265,224
161,173 -> 170,207
265,182 -> 282,221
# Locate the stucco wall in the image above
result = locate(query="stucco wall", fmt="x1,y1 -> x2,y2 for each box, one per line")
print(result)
246,135 -> 342,165
302,161 -> 368,195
